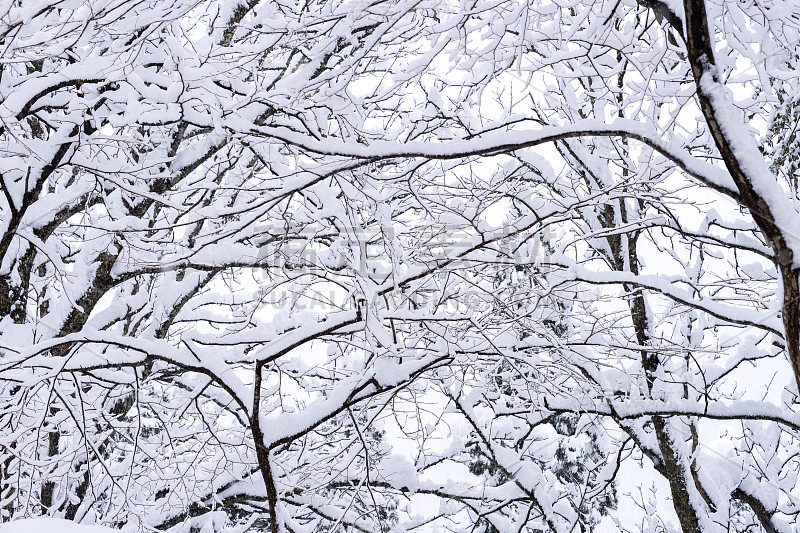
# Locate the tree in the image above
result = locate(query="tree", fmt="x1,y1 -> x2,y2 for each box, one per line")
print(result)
1,0 -> 799,532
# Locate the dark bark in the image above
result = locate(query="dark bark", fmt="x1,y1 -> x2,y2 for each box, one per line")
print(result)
651,417 -> 702,532
731,487 -> 778,533
251,362 -> 279,533
603,190 -> 706,532
40,405 -> 61,512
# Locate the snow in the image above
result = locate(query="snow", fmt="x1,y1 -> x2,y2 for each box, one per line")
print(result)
0,519 -> 118,533
700,71 -> 800,265
3,1 -> 800,532
234,117 -> 741,197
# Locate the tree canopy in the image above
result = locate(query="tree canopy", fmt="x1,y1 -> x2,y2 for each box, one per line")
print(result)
1,0 -> 799,532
